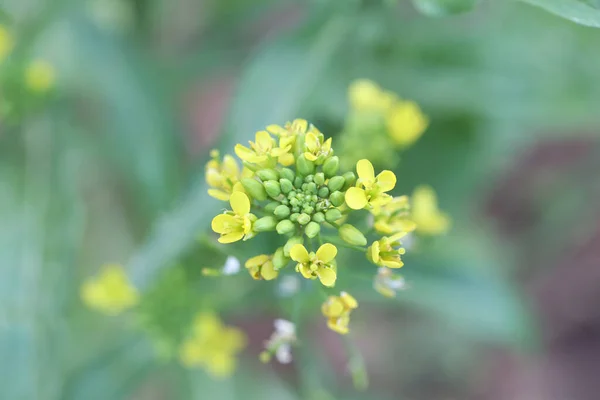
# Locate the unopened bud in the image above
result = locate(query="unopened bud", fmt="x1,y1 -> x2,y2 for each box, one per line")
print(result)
254,216 -> 277,232
325,208 -> 342,223
314,172 -> 325,186
296,155 -> 315,176
328,176 -> 345,192
312,212 -> 325,223
297,213 -> 311,225
304,175 -> 314,183
280,178 -> 293,194
264,180 -> 282,198
284,236 -> 304,256
276,220 -> 295,235
241,178 -> 267,201
330,191 -> 345,207
264,201 -> 279,213
290,213 -> 299,222
274,205 -> 291,219
305,221 -> 321,238
256,168 -> 279,181
272,247 -> 290,270
339,224 -> 367,246
280,168 -> 295,182
306,182 -> 317,194
342,172 -> 357,190
294,177 -> 303,188
323,156 -> 339,177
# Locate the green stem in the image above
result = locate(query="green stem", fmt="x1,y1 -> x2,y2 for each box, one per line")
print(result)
341,335 -> 369,391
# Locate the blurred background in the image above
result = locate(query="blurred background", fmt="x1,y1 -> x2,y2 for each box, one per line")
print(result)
2,0 -> 600,399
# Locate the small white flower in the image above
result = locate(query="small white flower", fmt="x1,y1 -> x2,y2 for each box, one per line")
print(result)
275,343 -> 292,364
222,256 -> 240,275
274,319 -> 296,339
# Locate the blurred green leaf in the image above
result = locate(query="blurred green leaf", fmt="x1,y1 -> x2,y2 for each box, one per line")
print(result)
411,0 -> 479,15
520,0 -> 600,27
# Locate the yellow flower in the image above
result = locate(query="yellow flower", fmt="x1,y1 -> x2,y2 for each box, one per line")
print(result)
303,126 -> 333,164
348,79 -> 397,113
211,192 -> 257,243
345,159 -> 396,210
373,267 -> 407,298
290,243 -> 337,287
371,195 -> 417,235
245,254 -> 278,281
321,291 -> 358,335
81,264 -> 139,315
179,312 -> 246,378
411,185 -> 451,235
234,130 -> 291,167
25,60 -> 55,92
266,118 -> 309,138
367,233 -> 406,269
386,101 -> 428,148
205,150 -> 249,201
0,25 -> 14,63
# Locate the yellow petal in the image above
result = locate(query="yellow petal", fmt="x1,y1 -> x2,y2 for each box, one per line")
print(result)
278,153 -> 295,166
322,297 -> 344,317
340,291 -> 358,308
211,214 -> 237,233
255,130 -> 274,149
305,132 -> 319,152
317,267 -> 336,287
208,189 -> 230,201
356,159 -> 375,182
298,263 -> 313,279
245,255 -> 270,268
345,187 -> 368,210
292,119 -> 308,133
223,327 -> 247,351
382,259 -> 404,269
322,137 -> 332,153
316,243 -> 337,263
376,170 -> 396,192
327,317 -> 349,334
304,152 -> 318,161
234,144 -> 255,161
261,261 -> 278,280
266,124 -> 285,135
230,192 -> 250,216
218,231 -> 245,243
289,244 -> 310,263
222,155 -> 240,177
207,354 -> 236,378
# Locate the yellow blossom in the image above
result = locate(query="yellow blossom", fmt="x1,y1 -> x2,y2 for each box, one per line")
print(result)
25,60 -> 55,92
303,126 -> 333,164
266,118 -> 309,138
234,130 -> 291,167
348,79 -> 397,113
321,291 -> 358,335
179,312 -> 246,378
411,185 -> 451,235
367,233 -> 406,269
245,254 -> 278,280
345,159 -> 396,210
0,25 -> 14,63
371,195 -> 417,235
205,150 -> 249,201
211,192 -> 257,243
386,101 -> 428,148
290,243 -> 337,287
81,264 -> 139,315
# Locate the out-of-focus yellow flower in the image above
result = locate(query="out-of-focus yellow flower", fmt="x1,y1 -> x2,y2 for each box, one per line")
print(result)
371,195 -> 417,235
411,185 -> 451,235
179,312 -> 246,378
373,267 -> 407,298
303,127 -> 333,164
25,60 -> 55,92
345,159 -> 396,210
348,79 -> 396,113
266,118 -> 309,138
0,25 -> 14,63
386,101 -> 428,148
290,243 -> 337,287
367,233 -> 406,269
321,291 -> 358,335
205,150 -> 250,201
81,264 -> 139,315
234,130 -> 291,167
211,192 -> 257,243
245,254 -> 278,280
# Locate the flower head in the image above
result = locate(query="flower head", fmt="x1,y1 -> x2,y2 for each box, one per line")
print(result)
205,150 -> 249,201
0,25 -> 14,63
245,254 -> 278,281
266,118 -> 309,138
234,130 -> 291,168
348,79 -> 397,113
374,268 -> 407,298
367,233 -> 406,269
345,159 -> 396,210
290,243 -> 337,287
321,291 -> 358,335
211,192 -> 257,243
81,264 -> 139,315
371,195 -> 417,235
304,127 -> 333,164
386,101 -> 428,148
25,60 -> 55,92
179,312 -> 246,378
411,185 -> 451,235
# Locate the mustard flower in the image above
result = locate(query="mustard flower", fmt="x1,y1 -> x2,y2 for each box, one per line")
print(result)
211,192 -> 257,243
25,60 -> 55,92
348,79 -> 397,113
386,101 -> 429,148
179,312 -> 246,378
371,195 -> 417,235
0,25 -> 14,63
290,243 -> 337,287
205,150 -> 250,201
367,233 -> 406,269
303,127 -> 333,164
345,159 -> 396,210
81,264 -> 139,315
321,291 -> 358,335
373,267 -> 407,298
245,254 -> 278,281
234,130 -> 291,167
411,185 -> 451,235
266,119 -> 309,166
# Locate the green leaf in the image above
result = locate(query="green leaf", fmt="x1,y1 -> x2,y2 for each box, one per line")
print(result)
411,0 -> 479,16
520,0 -> 600,27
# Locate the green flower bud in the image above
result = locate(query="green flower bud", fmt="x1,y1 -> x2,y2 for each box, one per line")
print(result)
284,236 -> 303,256
303,205 -> 314,214
339,224 -> 367,246
306,182 -> 317,194
312,212 -> 325,223
294,177 -> 303,188
292,206 -> 300,213
311,195 -> 318,203
304,175 -> 314,183
289,198 -> 299,207
290,212 -> 299,222
297,213 -> 311,225
276,220 -> 295,235
323,156 -> 340,177
264,180 -> 281,198
328,176 -> 345,192
288,191 -> 297,198
318,187 -> 329,198
314,172 -> 325,185
280,168 -> 295,182
280,198 -> 289,205
264,201 -> 279,213
254,216 -> 277,232
297,193 -> 305,200
274,205 -> 291,219
272,247 -> 290,270
241,178 -> 267,201
305,221 -> 321,238
330,191 -> 345,207
301,183 -> 308,191
342,172 -> 357,190
325,208 -> 342,223
280,178 -> 294,194
256,168 -> 279,181
296,155 -> 315,176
